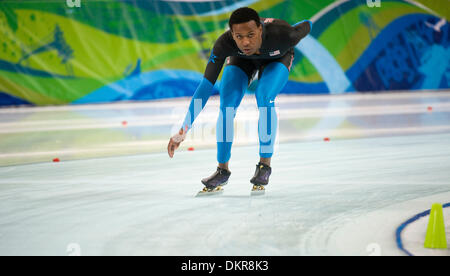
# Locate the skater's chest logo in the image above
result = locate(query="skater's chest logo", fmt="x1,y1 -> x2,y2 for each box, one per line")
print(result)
269,50 -> 280,56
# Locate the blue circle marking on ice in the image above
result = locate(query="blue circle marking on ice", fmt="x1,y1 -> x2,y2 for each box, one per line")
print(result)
395,202 -> 450,256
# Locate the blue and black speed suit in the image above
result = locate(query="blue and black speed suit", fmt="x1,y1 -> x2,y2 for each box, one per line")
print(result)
182,18 -> 312,163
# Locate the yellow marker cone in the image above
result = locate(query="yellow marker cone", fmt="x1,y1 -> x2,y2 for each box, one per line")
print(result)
424,203 -> 448,249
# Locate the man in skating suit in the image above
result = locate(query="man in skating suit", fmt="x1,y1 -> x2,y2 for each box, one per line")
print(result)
168,7 -> 312,192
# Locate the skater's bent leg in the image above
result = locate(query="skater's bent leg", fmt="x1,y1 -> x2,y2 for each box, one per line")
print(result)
216,65 -> 248,165
256,62 -> 289,159
257,103 -> 277,159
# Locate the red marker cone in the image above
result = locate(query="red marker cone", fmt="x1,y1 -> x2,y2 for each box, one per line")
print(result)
324,137 -> 330,142
122,121 -> 128,126
188,147 -> 195,151
427,106 -> 433,112
53,158 -> 60,162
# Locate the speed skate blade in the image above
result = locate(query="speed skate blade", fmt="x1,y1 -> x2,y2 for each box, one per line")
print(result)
251,185 -> 265,196
195,186 -> 224,197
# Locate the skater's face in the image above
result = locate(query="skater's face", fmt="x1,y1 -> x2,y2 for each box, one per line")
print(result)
231,20 -> 263,56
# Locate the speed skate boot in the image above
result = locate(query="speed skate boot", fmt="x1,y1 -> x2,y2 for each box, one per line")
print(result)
196,167 -> 231,196
250,162 -> 272,195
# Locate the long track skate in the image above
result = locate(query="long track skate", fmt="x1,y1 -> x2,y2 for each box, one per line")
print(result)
250,184 -> 265,196
195,185 -> 225,197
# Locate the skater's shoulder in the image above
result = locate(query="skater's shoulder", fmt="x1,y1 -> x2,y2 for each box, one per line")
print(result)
262,18 -> 296,42
212,30 -> 237,55
214,30 -> 235,45
262,18 -> 292,32
262,17 -> 291,27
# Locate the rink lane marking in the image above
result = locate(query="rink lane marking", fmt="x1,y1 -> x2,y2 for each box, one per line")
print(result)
1,102 -> 450,134
396,202 -> 450,256
1,125 -> 450,160
0,91 -> 449,114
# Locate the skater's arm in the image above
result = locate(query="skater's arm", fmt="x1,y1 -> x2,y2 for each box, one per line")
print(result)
180,77 -> 216,132
169,77 -> 216,158
289,20 -> 312,46
181,33 -> 230,132
168,126 -> 187,158
169,34 -> 230,158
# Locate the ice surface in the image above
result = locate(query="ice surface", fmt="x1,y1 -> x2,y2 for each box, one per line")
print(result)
0,92 -> 449,256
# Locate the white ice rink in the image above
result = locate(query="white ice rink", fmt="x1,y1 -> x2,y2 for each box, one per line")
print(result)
0,91 -> 449,256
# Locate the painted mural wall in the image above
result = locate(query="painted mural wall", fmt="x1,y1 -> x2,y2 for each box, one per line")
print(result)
0,0 -> 448,106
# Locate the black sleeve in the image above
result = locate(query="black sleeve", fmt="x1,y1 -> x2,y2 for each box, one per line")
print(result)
203,32 -> 233,85
289,20 -> 312,47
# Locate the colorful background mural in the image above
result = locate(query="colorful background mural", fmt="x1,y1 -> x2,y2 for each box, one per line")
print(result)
0,0 -> 448,106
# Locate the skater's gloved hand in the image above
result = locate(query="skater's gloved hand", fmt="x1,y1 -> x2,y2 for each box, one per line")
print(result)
168,126 -> 187,158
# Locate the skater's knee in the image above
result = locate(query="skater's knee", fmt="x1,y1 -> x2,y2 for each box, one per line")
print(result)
255,89 -> 277,108
256,97 -> 273,108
